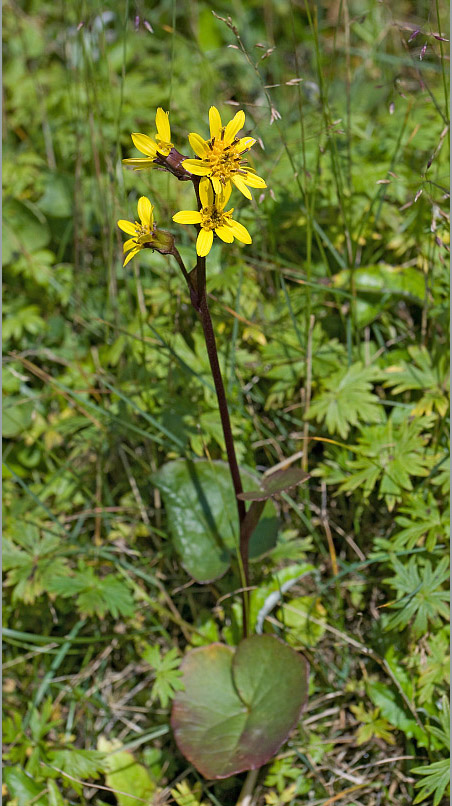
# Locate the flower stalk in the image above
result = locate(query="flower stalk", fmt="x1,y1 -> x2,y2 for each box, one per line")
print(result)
119,105 -> 267,637
171,219 -> 250,633
197,293 -> 250,633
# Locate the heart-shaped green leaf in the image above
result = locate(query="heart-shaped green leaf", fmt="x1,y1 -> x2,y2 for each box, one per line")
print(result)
153,460 -> 279,582
171,635 -> 309,779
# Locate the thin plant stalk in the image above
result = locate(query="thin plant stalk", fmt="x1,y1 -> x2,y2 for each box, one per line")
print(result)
170,186 -> 251,635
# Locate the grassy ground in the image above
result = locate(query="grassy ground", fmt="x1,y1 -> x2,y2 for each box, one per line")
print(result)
3,1 -> 450,805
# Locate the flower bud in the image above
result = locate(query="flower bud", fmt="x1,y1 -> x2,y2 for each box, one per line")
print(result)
146,228 -> 175,255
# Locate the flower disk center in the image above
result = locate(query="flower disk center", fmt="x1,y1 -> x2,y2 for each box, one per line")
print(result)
134,221 -> 152,237
206,135 -> 244,183
200,205 -> 232,231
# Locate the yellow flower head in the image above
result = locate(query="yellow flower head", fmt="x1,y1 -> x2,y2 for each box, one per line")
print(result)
123,108 -> 173,170
117,196 -> 156,265
181,106 -> 266,200
173,178 -> 252,257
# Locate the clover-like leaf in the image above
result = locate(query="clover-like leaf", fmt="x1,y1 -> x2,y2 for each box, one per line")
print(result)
171,635 -> 308,779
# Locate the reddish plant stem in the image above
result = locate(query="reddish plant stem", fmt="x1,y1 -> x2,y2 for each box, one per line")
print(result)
198,294 -> 246,524
197,292 -> 250,634
190,175 -> 246,533
171,173 -> 252,634
171,238 -> 250,635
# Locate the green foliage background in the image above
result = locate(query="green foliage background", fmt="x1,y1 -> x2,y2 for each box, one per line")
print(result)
3,0 -> 449,804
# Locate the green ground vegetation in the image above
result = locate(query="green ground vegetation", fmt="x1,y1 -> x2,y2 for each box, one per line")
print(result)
2,0 -> 450,804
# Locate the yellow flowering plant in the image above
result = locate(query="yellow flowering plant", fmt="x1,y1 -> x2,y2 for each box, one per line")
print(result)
118,103 -> 265,602
118,103 -> 307,633
117,105 -> 310,782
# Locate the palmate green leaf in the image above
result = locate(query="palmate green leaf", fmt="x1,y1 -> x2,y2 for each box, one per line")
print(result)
29,698 -> 61,743
3,712 -> 23,745
417,695 -> 450,754
384,345 -> 449,417
410,699 -> 450,805
430,697 -> 450,750
373,491 -> 449,555
307,362 -> 383,439
142,645 -> 185,708
264,757 -> 310,796
431,459 -> 450,496
49,748 -> 107,779
418,628 -> 450,705
350,704 -> 396,746
3,301 -> 46,343
47,565 -> 135,619
3,526 -> 71,604
384,557 -> 450,637
366,680 -> 428,746
412,759 -> 450,806
389,493 -> 448,552
336,415 -> 437,510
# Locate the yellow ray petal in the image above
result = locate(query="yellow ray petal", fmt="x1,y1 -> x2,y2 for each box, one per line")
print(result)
131,133 -> 158,157
224,110 -> 245,144
137,197 -> 153,228
199,178 -> 213,208
231,174 -> 252,200
137,233 -> 155,245
123,238 -> 136,252
155,108 -> 171,142
181,159 -> 211,176
188,133 -> 208,158
123,246 -> 141,266
209,106 -> 222,138
243,170 -> 267,188
219,182 -> 232,208
117,219 -> 137,235
173,210 -> 203,224
228,219 -> 252,244
122,157 -> 155,167
215,225 -> 234,243
196,228 -> 214,257
210,176 -> 222,195
236,136 -> 256,152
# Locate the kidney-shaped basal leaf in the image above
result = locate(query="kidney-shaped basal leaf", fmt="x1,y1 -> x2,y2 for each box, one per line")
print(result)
171,635 -> 309,779
153,460 -> 279,582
